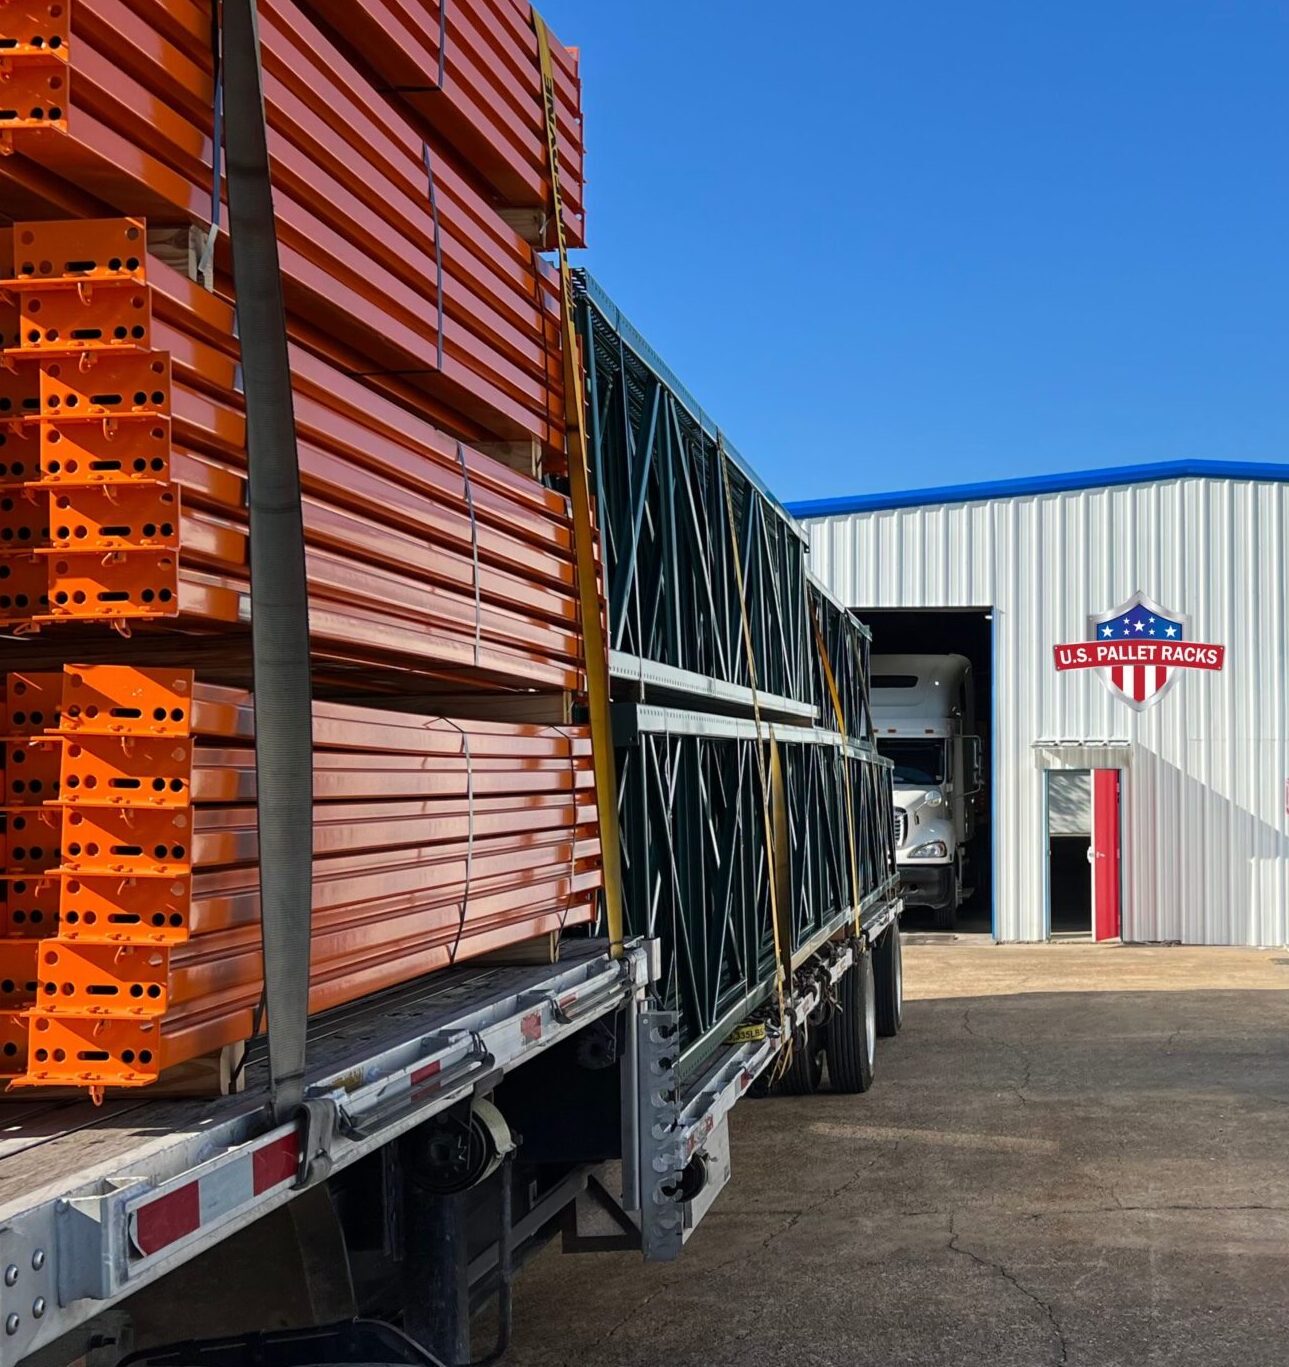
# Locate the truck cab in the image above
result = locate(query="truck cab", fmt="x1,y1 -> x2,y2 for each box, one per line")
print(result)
871,654 -> 983,930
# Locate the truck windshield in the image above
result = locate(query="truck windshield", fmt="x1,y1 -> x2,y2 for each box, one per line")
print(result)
877,739 -> 946,785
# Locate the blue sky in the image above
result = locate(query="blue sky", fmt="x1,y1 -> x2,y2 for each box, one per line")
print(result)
545,1 -> 1289,502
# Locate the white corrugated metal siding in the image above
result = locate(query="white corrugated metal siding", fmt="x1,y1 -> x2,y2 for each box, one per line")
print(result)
804,475 -> 1289,945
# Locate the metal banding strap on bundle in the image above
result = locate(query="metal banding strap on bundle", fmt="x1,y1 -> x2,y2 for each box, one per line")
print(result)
198,9 -> 224,284
421,143 -> 446,370
456,442 -> 482,664
544,724 -> 579,934
809,599 -> 862,932
389,0 -> 449,93
533,10 -> 625,955
442,719 -> 474,965
222,0 -> 315,1124
718,439 -> 789,1036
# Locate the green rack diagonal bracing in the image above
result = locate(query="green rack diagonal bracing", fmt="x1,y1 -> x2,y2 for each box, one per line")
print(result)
578,274 -> 899,1072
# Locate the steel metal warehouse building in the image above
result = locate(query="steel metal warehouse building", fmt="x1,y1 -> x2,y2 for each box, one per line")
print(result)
789,460 -> 1289,945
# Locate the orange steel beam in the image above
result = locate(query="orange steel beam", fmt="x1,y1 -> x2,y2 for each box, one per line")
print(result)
2,666 -> 602,1091
1,1 -> 569,450
124,0 -> 584,247
0,0 -> 614,1094
300,0 -> 586,246
9,228 -> 569,556
0,225 -> 593,691
19,882 -> 593,1090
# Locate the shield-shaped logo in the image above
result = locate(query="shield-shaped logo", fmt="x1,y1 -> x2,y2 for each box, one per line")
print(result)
1090,591 -> 1187,710
1053,591 -> 1225,711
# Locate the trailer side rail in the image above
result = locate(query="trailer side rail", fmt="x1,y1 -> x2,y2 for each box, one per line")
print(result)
0,946 -> 650,1367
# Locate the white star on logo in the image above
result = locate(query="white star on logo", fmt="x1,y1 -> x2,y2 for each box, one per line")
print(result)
1101,625 -> 1114,638
1164,625 -> 1177,638
1133,619 -> 1145,632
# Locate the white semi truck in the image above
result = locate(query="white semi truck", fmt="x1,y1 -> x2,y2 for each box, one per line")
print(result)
871,654 -> 984,930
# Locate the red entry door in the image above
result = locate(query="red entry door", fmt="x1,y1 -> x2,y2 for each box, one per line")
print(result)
1090,770 -> 1121,940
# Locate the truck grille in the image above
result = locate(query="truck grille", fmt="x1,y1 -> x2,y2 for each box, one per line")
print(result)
894,810 -> 908,846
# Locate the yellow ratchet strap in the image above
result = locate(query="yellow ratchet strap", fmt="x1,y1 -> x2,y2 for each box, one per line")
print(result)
809,599 -> 862,933
534,10 -> 625,956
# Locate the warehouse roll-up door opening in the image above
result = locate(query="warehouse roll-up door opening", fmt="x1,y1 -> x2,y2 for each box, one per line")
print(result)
852,608 -> 994,935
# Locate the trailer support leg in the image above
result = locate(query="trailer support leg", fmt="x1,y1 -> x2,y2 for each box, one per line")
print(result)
402,1179 -> 470,1365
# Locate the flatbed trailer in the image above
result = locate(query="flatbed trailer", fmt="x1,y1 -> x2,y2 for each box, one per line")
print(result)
0,876 -> 900,1367
0,6 -> 904,1364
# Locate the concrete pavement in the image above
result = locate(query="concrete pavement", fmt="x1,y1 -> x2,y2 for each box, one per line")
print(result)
503,940 -> 1289,1366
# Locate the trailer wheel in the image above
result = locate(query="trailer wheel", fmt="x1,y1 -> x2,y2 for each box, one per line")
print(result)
776,1026 -> 825,1095
825,948 -> 876,1093
874,925 -> 903,1037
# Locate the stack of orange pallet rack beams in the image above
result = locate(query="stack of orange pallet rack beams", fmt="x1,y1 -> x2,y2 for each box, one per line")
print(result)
0,0 -> 601,1095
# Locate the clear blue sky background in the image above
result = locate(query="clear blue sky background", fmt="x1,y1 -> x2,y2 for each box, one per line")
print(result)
544,1 -> 1289,502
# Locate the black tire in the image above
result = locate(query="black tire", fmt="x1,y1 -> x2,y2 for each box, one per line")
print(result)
874,924 -> 903,1037
933,901 -> 958,932
824,948 -> 876,1093
776,1026 -> 825,1095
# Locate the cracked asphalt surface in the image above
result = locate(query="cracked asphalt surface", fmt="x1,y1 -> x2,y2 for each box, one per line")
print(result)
501,940 -> 1289,1366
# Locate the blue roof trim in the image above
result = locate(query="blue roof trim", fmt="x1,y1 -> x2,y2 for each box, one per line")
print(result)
785,460 -> 1289,519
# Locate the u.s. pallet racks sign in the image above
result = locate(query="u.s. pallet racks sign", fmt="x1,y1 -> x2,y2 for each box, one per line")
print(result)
1053,590 -> 1226,711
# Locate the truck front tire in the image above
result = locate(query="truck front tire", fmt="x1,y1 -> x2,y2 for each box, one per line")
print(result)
874,925 -> 903,1037
825,948 -> 876,1093
933,854 -> 964,931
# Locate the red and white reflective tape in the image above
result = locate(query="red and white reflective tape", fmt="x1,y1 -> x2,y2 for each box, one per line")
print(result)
128,1131 -> 300,1260
121,981 -> 614,1266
